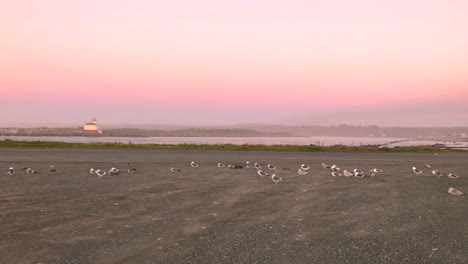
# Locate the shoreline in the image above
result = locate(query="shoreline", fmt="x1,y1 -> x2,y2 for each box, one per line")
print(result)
1,139 -> 466,153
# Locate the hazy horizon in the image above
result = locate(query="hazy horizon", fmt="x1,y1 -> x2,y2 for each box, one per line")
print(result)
2,1 -> 467,127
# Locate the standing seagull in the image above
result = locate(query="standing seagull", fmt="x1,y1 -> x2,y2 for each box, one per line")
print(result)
271,174 -> 283,184
191,161 -> 199,168
245,161 -> 251,169
412,167 -> 423,175
7,167 -> 15,175
298,169 -> 308,176
49,165 -> 56,173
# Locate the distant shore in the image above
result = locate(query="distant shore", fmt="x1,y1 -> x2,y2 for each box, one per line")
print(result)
0,139 -> 466,153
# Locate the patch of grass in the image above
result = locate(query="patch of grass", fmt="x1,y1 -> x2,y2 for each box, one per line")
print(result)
0,139 -> 466,153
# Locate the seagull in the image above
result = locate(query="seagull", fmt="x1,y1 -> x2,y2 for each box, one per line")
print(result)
370,170 -> 376,178
108,167 -> 119,176
254,163 -> 261,170
127,163 -> 137,173
353,169 -> 364,174
448,173 -> 459,179
49,165 -> 56,172
300,164 -> 310,171
271,174 -> 283,184
331,171 -> 342,177
298,169 -> 308,176
20,164 -> 28,170
227,164 -> 235,169
412,167 -> 423,175
331,165 -> 340,172
321,163 -> 330,169
96,169 -> 106,178
191,161 -> 199,168
7,167 -> 15,175
354,171 -> 365,178
424,164 -> 432,168
170,167 -> 181,173
217,163 -> 225,168
448,187 -> 463,196
343,170 -> 353,178
371,168 -> 383,173
26,168 -> 36,174
267,164 -> 276,171
90,168 -> 96,175
432,170 -> 446,178
257,169 -> 269,178
245,161 -> 251,169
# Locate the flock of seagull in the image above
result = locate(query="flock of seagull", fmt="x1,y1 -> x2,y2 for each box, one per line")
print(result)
4,161 -> 463,194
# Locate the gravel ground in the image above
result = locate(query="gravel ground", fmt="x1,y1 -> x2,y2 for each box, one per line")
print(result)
0,148 -> 467,264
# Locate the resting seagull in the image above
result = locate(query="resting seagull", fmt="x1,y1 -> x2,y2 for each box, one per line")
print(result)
354,171 -> 365,178
7,167 -> 15,175
448,173 -> 459,179
257,169 -> 269,178
424,164 -> 432,168
331,165 -> 340,172
331,171 -> 342,177
448,187 -> 463,196
108,167 -> 119,176
170,167 -> 181,173
90,168 -> 96,175
298,169 -> 308,176
96,169 -> 106,178
217,163 -> 225,168
254,163 -> 261,170
412,167 -> 423,175
26,168 -> 36,174
300,164 -> 310,171
432,170 -> 446,178
343,170 -> 353,178
271,174 -> 283,184
267,164 -> 276,171
50,165 -> 56,173
191,161 -> 199,168
321,163 -> 330,169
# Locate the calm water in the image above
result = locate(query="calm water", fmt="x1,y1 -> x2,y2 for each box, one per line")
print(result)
1,136 -> 467,149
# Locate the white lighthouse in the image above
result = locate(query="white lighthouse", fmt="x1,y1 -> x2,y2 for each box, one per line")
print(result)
83,117 -> 102,134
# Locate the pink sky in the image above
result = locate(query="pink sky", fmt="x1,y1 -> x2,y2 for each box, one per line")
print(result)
1,0 -> 467,126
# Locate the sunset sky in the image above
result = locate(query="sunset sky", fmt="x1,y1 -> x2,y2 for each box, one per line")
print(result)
1,0 -> 467,126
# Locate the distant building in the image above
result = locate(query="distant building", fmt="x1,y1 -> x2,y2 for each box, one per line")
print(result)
83,117 -> 102,134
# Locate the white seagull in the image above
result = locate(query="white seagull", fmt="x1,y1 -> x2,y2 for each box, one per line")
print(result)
191,161 -> 199,168
300,164 -> 310,171
448,187 -> 463,196
217,163 -> 225,168
257,169 -> 269,178
254,163 -> 261,170
432,170 -> 446,178
298,169 -> 308,176
170,167 -> 181,173
448,173 -> 459,179
90,168 -> 96,175
26,168 -> 36,174
343,170 -> 353,178
108,167 -> 119,176
412,167 -> 423,175
331,171 -> 342,177
424,164 -> 432,168
267,164 -> 276,171
331,165 -> 340,172
96,169 -> 106,178
271,174 -> 283,184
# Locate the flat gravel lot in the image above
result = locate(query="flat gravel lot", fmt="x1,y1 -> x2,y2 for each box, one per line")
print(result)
0,148 -> 467,264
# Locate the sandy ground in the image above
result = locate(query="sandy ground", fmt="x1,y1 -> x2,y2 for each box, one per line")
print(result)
0,148 -> 467,264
